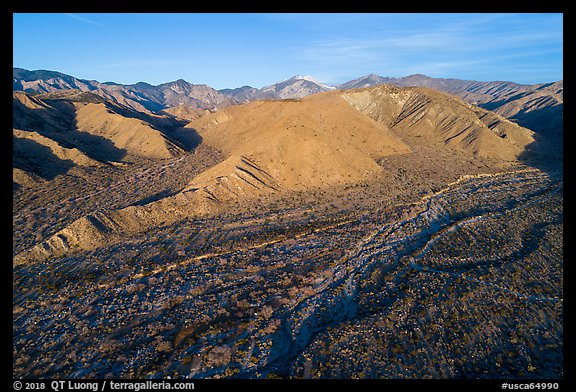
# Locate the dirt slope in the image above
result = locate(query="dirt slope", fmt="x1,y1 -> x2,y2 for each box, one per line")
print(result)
72,102 -> 184,159
14,85 -> 551,264
14,91 -> 411,263
13,91 -> 187,165
186,93 -> 411,195
342,85 -> 543,161
14,128 -> 103,167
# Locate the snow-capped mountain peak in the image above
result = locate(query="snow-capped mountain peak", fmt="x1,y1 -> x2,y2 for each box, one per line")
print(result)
292,75 -> 336,90
259,75 -> 336,98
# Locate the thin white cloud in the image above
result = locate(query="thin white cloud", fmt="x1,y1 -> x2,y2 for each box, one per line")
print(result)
291,13 -> 561,85
300,28 -> 560,64
63,13 -> 105,27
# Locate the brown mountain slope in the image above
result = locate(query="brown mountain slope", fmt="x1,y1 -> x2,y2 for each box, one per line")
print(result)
388,76 -> 563,145
13,91 -> 73,133
161,105 -> 209,121
342,85 -> 544,162
13,90 -> 52,110
13,91 -> 187,165
13,128 -> 104,189
72,101 -> 184,160
14,85 -> 547,264
14,91 -> 411,263
13,128 -> 103,168
482,81 -> 563,142
338,74 -> 563,144
13,167 -> 45,189
185,93 -> 411,197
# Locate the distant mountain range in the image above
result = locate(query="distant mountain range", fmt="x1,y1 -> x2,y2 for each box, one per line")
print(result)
13,68 -> 235,114
13,69 -> 336,112
13,68 -> 562,141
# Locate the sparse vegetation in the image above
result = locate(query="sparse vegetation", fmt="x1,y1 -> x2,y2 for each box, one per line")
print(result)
13,84 -> 562,379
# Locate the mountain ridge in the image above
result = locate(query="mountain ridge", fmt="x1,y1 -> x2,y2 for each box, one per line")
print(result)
12,64 -> 564,380
338,73 -> 563,143
14,67 -> 562,148
14,83 -> 552,264
12,89 -> 194,189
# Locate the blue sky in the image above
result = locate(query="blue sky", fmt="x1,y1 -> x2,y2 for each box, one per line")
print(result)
13,13 -> 563,89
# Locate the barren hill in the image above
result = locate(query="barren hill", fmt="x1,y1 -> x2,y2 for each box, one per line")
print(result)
161,105 -> 209,121
13,91 -> 187,164
13,91 -> 74,133
72,100 -> 184,160
342,85 -> 544,161
14,90 -> 411,263
339,73 -> 563,145
185,92 -> 411,195
12,127 -> 105,188
14,68 -> 562,148
480,81 -> 563,142
14,84 -> 549,264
